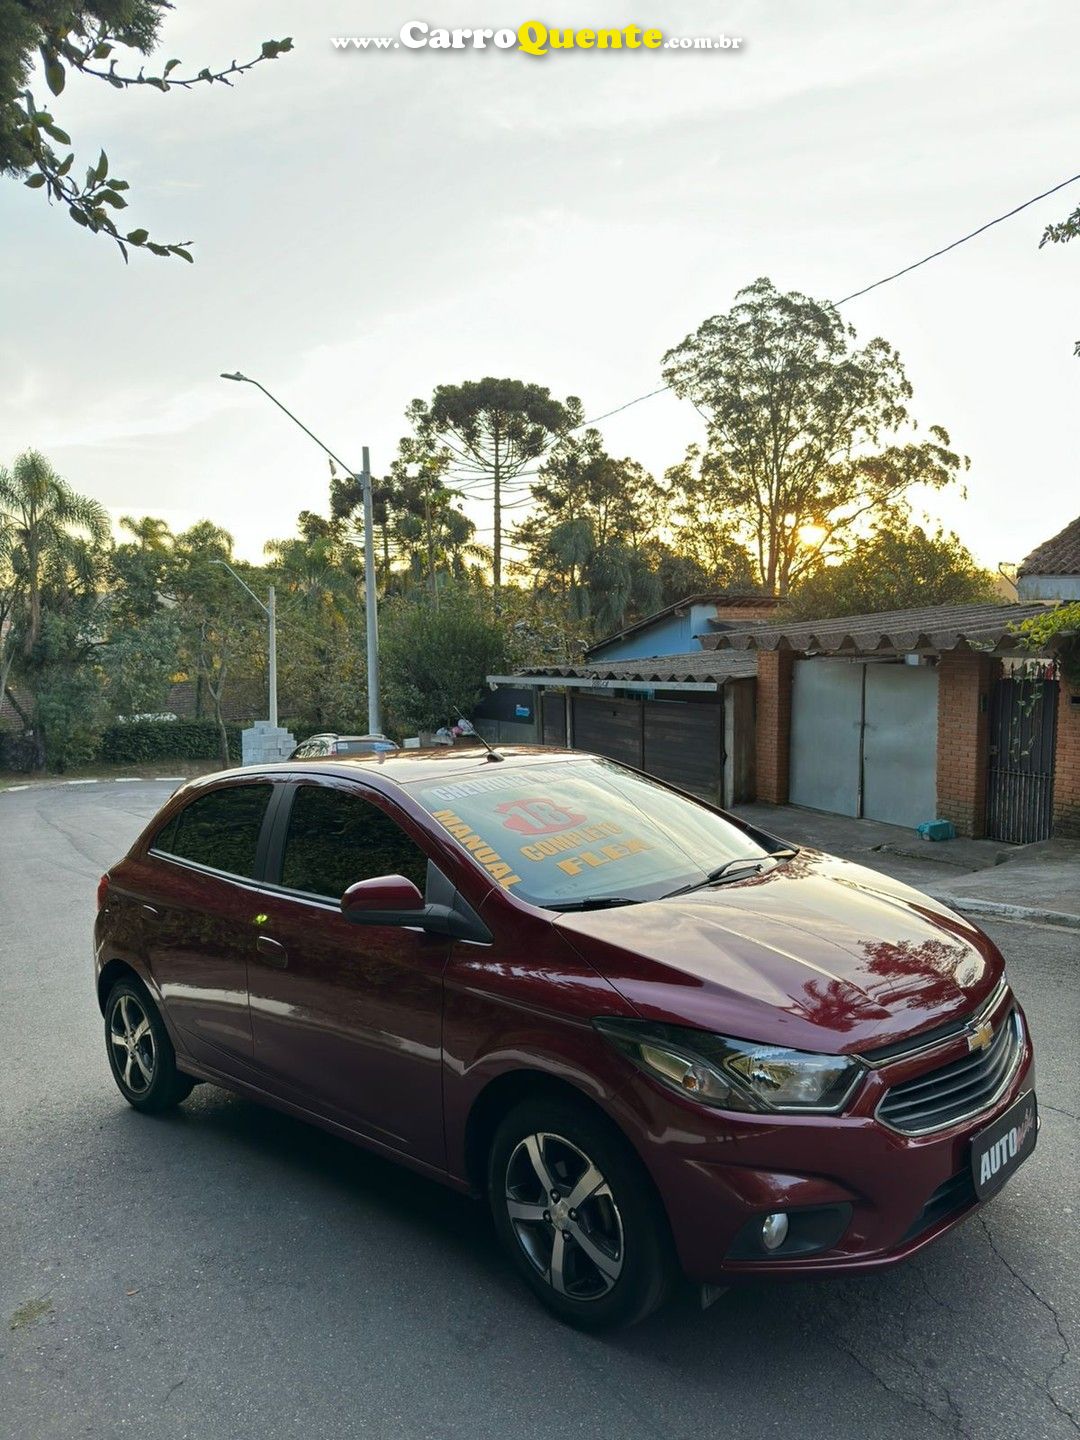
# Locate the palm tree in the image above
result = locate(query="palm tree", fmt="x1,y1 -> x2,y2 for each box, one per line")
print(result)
0,451 -> 110,658
119,515 -> 174,552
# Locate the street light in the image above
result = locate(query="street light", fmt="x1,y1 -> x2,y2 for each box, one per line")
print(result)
220,370 -> 382,735
210,560 -> 278,729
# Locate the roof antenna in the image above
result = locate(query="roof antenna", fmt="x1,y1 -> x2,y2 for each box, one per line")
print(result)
450,703 -> 504,762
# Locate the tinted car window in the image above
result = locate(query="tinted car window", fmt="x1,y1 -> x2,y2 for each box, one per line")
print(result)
154,784 -> 273,878
280,784 -> 429,899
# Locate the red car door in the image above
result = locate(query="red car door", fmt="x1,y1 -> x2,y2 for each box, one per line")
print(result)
139,779 -> 275,1067
247,777 -> 451,1170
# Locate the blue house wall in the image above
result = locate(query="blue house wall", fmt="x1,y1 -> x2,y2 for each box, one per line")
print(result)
588,602 -> 716,663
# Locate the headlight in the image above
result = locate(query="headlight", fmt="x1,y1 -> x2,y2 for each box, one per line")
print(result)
594,1019 -> 865,1114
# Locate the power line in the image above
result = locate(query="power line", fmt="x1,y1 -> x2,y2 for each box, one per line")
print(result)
833,169 -> 1080,305
563,168 -> 1080,432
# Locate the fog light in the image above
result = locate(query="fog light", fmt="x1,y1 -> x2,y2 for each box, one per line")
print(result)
761,1212 -> 789,1252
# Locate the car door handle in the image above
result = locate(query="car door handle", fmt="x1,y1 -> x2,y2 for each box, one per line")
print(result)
255,935 -> 288,969
140,904 -> 159,920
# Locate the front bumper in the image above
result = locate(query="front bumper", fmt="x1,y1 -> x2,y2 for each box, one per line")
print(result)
625,993 -> 1035,1284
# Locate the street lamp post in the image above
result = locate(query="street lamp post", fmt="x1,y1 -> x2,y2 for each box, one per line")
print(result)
211,560 -> 277,728
220,371 -> 382,735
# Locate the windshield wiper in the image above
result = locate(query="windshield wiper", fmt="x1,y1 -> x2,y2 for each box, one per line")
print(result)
664,847 -> 800,898
549,896 -> 643,912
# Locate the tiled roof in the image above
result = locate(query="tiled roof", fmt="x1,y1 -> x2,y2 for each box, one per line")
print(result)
1018,516 -> 1080,578
700,602 -> 1055,655
518,650 -> 758,685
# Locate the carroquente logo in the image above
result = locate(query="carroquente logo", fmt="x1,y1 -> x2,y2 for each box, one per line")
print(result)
331,22 -> 744,57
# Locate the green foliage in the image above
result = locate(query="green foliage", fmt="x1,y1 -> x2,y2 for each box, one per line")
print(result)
380,589 -> 511,735
787,524 -> 997,620
99,717 -> 241,765
0,450 -> 111,767
662,277 -> 969,594
1015,602 -> 1080,685
100,609 -> 181,716
2,1 -> 291,260
406,378 -> 583,594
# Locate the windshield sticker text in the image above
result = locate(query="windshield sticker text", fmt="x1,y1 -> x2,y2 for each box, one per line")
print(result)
431,808 -> 523,888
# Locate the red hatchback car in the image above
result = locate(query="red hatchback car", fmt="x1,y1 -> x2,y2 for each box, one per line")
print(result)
94,747 -> 1036,1328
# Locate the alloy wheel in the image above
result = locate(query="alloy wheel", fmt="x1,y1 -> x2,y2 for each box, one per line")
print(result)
109,993 -> 156,1095
504,1131 -> 625,1300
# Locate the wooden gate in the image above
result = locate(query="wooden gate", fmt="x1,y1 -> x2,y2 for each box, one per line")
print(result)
541,690 -> 567,746
570,694 -> 725,801
986,676 -> 1058,844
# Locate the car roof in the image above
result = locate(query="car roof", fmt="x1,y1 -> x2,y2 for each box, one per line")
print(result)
176,745 -> 583,796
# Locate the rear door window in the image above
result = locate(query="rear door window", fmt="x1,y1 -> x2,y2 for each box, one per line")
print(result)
153,784 -> 273,879
278,783 -> 429,899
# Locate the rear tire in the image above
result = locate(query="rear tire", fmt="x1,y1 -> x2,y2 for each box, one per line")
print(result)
104,979 -> 194,1114
488,1095 -> 676,1330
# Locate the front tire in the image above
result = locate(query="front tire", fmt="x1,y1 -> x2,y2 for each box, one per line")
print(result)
488,1096 -> 676,1330
105,979 -> 194,1113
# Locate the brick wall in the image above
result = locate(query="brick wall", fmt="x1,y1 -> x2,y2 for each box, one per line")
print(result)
935,652 -> 997,837
1053,676 -> 1080,838
755,649 -> 794,804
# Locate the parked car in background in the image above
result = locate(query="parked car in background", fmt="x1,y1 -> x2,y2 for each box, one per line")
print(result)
290,733 -> 399,759
93,746 -> 1036,1330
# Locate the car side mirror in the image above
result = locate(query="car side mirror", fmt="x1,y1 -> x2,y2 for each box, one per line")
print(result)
340,872 -> 492,944
341,874 -> 425,922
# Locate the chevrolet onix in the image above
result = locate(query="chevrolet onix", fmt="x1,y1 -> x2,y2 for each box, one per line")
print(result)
94,748 -> 1036,1328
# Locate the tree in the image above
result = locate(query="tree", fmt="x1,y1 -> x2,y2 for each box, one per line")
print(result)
380,589 -> 511,735
2,2 -> 291,260
662,277 -> 969,595
405,379 -> 582,602
786,523 -> 997,620
0,453 -> 112,767
0,451 -> 110,656
163,523 -> 263,765
513,429 -> 665,635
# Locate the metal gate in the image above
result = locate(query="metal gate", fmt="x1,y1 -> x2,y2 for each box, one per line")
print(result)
986,677 -> 1058,844
789,659 -> 938,828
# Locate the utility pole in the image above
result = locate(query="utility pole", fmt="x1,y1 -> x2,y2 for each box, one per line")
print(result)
267,584 -> 278,729
220,372 -> 383,735
361,446 -> 381,735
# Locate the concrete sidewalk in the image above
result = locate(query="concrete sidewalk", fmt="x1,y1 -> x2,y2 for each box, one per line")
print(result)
732,802 -> 1080,930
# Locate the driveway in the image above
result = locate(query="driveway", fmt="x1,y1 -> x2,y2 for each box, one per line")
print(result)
2,781 -> 1077,1440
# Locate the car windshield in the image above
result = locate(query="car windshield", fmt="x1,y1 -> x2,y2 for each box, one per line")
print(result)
405,758 -> 775,908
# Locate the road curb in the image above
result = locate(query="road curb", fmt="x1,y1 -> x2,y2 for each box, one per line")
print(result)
0,775 -> 189,795
928,892 -> 1080,931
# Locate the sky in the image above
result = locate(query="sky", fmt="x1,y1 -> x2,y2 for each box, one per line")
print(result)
1,0 -> 1078,572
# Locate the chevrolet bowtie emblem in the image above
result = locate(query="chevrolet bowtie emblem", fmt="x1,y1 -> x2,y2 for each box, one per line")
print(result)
967,1020 -> 993,1053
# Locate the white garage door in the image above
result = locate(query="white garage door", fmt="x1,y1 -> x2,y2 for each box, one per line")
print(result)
789,659 -> 939,829
862,664 -> 939,828
789,660 -> 863,816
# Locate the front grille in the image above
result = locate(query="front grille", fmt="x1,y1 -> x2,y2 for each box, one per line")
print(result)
876,1009 -> 1023,1135
901,1169 -> 977,1243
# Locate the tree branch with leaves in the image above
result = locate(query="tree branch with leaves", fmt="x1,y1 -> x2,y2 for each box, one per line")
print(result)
2,1 -> 291,260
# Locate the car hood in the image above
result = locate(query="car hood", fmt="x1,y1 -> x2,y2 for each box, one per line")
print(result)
554,850 -> 1003,1055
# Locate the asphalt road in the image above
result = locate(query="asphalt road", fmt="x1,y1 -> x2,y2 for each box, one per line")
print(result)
2,780 -> 1078,1440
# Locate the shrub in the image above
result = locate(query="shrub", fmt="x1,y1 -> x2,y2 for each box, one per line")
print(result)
98,718 -> 242,765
